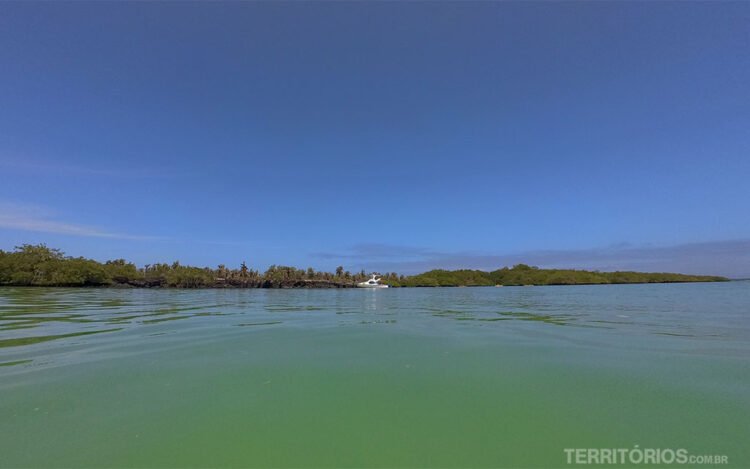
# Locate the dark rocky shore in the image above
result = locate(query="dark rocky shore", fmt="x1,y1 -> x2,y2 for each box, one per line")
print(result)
113,279 -> 358,289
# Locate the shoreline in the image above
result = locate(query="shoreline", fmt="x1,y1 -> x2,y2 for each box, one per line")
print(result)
0,279 -> 730,290
1,244 -> 729,289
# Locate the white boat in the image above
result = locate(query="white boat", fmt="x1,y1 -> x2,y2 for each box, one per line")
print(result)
357,274 -> 389,288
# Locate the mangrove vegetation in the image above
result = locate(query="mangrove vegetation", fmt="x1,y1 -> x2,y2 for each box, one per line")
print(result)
0,244 -> 728,288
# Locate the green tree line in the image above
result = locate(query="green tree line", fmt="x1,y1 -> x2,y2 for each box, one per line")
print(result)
0,245 -> 727,288
399,263 -> 727,287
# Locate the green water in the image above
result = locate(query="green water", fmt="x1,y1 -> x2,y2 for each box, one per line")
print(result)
1,283 -> 748,468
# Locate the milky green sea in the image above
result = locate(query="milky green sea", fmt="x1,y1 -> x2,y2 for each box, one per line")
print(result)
1,283 -> 748,468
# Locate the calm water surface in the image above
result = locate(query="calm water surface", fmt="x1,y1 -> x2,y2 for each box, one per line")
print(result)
1,283 -> 749,467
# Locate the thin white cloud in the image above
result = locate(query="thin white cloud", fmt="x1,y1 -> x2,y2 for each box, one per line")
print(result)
0,157 -> 178,178
0,202 -> 160,240
316,240 -> 750,278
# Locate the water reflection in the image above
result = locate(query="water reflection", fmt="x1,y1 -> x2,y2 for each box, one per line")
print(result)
0,359 -> 33,367
0,328 -> 122,348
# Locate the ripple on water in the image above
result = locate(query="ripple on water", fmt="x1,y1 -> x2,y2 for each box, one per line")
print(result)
0,284 -> 748,370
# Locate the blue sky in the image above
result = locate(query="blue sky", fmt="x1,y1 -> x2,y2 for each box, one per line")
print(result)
1,2 -> 748,276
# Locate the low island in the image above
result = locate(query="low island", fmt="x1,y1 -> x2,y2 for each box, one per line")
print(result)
0,244 -> 729,288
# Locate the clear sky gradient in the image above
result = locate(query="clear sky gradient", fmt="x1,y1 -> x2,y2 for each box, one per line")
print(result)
1,2 -> 748,276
